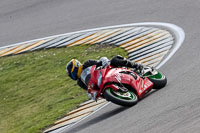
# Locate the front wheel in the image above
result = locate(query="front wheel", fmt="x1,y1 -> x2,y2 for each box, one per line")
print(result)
104,88 -> 138,107
147,71 -> 167,89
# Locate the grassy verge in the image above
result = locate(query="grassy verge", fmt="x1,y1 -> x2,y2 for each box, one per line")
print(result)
0,44 -> 127,133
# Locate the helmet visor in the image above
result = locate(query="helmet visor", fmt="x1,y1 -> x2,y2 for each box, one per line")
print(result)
69,67 -> 78,80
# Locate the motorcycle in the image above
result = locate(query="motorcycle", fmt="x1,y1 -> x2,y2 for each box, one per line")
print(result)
84,65 -> 167,107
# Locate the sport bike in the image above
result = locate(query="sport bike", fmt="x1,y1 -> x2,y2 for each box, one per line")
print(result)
84,65 -> 167,107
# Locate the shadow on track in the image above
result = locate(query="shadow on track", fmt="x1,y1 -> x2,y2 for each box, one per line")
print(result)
65,106 -> 129,133
64,89 -> 159,133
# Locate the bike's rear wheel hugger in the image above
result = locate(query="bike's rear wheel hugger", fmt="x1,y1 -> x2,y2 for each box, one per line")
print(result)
104,88 -> 138,107
147,72 -> 167,89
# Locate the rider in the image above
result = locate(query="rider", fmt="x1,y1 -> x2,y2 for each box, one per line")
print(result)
66,55 -> 143,99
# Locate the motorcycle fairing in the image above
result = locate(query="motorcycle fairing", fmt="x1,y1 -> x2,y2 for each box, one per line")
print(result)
88,65 -> 153,99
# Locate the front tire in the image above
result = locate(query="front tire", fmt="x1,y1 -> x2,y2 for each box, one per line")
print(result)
104,88 -> 138,107
147,72 -> 167,89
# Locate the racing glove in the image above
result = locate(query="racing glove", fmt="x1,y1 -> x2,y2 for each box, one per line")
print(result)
99,57 -> 110,68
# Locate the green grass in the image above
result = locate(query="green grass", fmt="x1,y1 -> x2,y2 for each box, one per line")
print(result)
0,44 -> 127,133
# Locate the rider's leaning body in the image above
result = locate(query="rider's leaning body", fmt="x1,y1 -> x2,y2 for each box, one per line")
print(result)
66,55 -> 143,91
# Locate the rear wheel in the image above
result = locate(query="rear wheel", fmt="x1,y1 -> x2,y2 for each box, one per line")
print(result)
104,88 -> 138,107
146,72 -> 167,89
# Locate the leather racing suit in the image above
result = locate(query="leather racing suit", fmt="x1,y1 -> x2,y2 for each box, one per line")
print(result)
77,55 -> 143,90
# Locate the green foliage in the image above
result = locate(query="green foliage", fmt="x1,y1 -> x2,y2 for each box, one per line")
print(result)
0,44 -> 127,133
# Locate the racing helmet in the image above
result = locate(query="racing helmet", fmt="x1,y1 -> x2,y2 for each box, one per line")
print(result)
66,59 -> 83,80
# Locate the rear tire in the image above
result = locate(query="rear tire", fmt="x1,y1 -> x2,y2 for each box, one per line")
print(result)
148,72 -> 167,89
104,88 -> 138,107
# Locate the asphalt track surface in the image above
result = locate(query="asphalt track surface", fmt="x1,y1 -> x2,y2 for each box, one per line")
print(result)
1,0 -> 200,133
